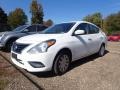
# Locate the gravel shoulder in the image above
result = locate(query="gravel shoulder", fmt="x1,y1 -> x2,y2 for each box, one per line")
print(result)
0,52 -> 41,90
24,42 -> 120,90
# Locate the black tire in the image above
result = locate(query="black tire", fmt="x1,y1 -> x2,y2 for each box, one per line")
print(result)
6,39 -> 16,51
98,44 -> 105,57
53,51 -> 71,75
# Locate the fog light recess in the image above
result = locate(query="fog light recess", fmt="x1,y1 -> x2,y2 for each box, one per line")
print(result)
28,62 -> 45,68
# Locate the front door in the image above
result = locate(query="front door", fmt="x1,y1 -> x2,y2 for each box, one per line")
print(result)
71,23 -> 91,60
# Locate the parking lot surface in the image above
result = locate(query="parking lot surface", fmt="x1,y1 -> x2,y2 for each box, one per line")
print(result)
0,42 -> 120,90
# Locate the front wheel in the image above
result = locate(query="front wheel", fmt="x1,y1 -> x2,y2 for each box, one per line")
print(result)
53,52 -> 71,75
98,45 -> 105,57
6,39 -> 16,51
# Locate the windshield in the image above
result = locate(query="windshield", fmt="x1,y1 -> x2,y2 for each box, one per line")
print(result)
13,25 -> 27,32
42,23 -> 75,34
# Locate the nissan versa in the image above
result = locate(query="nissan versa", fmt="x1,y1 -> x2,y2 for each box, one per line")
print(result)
11,21 -> 107,75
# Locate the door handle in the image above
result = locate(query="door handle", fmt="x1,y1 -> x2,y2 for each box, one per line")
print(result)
88,38 -> 92,41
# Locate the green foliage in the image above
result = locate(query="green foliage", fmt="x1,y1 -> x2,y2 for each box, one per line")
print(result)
0,7 -> 10,32
0,80 -> 9,90
104,12 -> 120,35
83,12 -> 120,35
30,0 -> 44,24
8,8 -> 27,29
83,12 -> 102,27
44,19 -> 53,27
0,7 -> 7,24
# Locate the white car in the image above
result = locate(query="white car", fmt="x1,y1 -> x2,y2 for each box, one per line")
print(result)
11,21 -> 107,75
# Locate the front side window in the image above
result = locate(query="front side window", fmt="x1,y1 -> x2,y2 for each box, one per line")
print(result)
37,25 -> 47,32
26,25 -> 37,32
75,23 -> 88,34
42,23 -> 75,34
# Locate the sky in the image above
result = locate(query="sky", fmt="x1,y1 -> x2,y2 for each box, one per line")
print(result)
0,0 -> 120,24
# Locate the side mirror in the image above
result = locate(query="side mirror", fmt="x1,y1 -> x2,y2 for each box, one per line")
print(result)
74,30 -> 85,35
22,29 -> 29,33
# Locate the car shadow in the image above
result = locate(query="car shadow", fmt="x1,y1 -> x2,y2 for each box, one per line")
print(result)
0,48 -> 10,52
30,50 -> 109,78
69,50 -> 109,71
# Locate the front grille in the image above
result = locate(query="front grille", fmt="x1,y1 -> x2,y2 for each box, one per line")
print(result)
12,42 -> 29,53
12,53 -> 24,64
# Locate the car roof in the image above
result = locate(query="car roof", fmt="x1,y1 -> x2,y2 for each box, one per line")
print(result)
61,21 -> 100,28
21,24 -> 48,27
61,21 -> 95,25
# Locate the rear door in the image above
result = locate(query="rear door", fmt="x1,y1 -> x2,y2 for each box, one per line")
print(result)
87,24 -> 101,54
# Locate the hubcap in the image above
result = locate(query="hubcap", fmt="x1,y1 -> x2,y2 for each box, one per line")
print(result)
58,55 -> 70,73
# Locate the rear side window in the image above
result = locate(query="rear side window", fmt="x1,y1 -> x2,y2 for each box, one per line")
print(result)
37,25 -> 47,32
75,23 -> 88,34
88,24 -> 99,34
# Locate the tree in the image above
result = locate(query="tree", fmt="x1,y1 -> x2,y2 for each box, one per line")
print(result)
0,7 -> 9,32
30,0 -> 44,24
83,12 -> 103,28
104,11 -> 120,35
8,8 -> 27,29
43,19 -> 53,27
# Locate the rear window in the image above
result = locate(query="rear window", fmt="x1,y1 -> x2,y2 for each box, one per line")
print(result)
88,24 -> 99,34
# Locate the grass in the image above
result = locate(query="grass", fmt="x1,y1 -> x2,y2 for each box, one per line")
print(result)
0,52 -> 20,89
0,66 -> 10,90
0,79 -> 9,90
0,58 -> 16,90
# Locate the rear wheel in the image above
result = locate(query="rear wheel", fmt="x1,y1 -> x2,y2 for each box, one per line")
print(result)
98,44 -> 105,57
53,52 -> 71,75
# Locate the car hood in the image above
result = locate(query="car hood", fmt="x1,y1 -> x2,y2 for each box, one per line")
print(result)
0,31 -> 9,36
0,31 -> 18,36
16,34 -> 64,44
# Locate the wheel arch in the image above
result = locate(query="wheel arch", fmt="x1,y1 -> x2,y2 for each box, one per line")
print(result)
52,47 -> 72,68
5,37 -> 18,46
101,42 -> 106,48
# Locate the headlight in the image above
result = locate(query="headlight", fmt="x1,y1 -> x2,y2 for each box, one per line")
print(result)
0,34 -> 4,40
0,34 -> 5,39
0,34 -> 4,38
28,39 -> 56,54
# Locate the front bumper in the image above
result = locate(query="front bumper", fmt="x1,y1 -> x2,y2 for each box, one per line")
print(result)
0,39 -> 4,48
0,42 -> 5,48
11,51 -> 55,72
0,37 -> 5,48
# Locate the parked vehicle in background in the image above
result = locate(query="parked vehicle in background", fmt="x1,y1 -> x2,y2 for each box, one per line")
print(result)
0,24 -> 47,50
11,21 -> 107,75
108,34 -> 120,41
